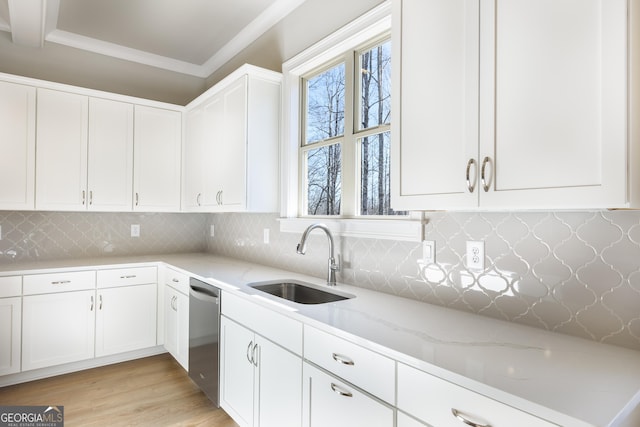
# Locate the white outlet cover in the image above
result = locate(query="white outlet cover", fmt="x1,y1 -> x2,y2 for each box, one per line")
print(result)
131,224 -> 140,237
466,241 -> 484,270
210,224 -> 215,237
263,228 -> 270,244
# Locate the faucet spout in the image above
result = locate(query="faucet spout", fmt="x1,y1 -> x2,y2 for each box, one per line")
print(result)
296,223 -> 340,286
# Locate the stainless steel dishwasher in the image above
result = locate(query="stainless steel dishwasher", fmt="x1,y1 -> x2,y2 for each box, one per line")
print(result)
188,277 -> 221,406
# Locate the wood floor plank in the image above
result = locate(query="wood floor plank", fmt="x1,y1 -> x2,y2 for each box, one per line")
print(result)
0,353 -> 239,427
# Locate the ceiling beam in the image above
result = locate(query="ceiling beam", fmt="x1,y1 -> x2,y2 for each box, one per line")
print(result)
7,0 -> 59,48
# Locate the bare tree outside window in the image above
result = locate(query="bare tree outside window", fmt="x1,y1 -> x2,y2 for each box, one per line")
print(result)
304,63 -> 345,215
301,36 -> 403,217
359,41 -> 404,215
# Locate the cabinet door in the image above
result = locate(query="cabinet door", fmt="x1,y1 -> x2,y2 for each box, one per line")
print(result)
95,283 -> 157,357
182,105 -> 206,211
219,77 -> 247,209
133,105 -> 182,211
88,98 -> 134,211
0,81 -> 36,210
22,290 -> 95,371
302,362 -> 394,427
479,0 -> 627,208
257,337 -> 302,427
164,285 -> 189,370
220,316 -> 255,427
391,0 -> 479,210
35,88 -> 89,210
0,297 -> 21,376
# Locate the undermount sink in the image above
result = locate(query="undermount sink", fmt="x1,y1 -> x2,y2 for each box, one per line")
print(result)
248,280 -> 353,304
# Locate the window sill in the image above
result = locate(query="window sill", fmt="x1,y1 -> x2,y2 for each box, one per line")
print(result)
278,216 -> 424,242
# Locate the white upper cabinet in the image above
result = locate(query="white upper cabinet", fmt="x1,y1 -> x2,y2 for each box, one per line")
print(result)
183,65 -> 280,212
35,88 -> 89,211
133,105 -> 182,212
392,0 -> 634,210
0,81 -> 36,210
87,98 -> 134,211
35,89 -> 136,211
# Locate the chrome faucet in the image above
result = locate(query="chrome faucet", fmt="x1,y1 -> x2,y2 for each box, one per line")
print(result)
296,223 -> 340,286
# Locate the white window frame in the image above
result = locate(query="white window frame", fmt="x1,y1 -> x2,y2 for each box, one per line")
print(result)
279,0 -> 423,241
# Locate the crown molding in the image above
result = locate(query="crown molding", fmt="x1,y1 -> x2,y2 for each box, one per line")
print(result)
0,0 -> 306,79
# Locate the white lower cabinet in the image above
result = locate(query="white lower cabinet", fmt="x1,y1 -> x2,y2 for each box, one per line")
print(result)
163,267 -> 189,370
302,362 -> 394,427
397,411 -> 428,427
164,284 -> 189,370
22,289 -> 96,371
95,267 -> 158,357
397,363 -> 555,427
220,291 -> 303,427
220,316 -> 302,427
0,276 -> 22,376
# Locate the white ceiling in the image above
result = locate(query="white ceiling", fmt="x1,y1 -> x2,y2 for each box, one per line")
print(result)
0,0 -> 306,78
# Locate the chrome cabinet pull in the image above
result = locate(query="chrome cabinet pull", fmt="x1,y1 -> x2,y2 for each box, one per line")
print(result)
172,278 -> 180,283
480,157 -> 491,192
196,193 -> 202,206
90,295 -> 94,311
330,383 -> 353,398
51,280 -> 71,285
89,190 -> 93,205
252,343 -> 259,367
82,190 -> 86,205
170,295 -> 177,311
451,408 -> 491,427
120,275 -> 136,279
99,294 -> 103,310
246,341 -> 254,364
332,353 -> 354,366
135,192 -> 139,206
466,158 -> 476,193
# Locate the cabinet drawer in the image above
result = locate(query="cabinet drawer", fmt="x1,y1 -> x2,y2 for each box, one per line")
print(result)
23,271 -> 95,295
304,325 -> 395,404
165,267 -> 189,294
303,362 -> 394,427
0,276 -> 21,297
397,363 -> 555,427
222,291 -> 302,355
97,266 -> 157,288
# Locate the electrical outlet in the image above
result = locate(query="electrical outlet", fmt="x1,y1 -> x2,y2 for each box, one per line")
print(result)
422,240 -> 435,264
210,225 -> 215,237
263,228 -> 270,244
131,224 -> 140,237
466,241 -> 484,270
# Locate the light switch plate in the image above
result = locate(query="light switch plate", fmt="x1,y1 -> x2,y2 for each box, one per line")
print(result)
423,240 -> 435,264
131,224 -> 140,237
210,225 -> 215,237
466,241 -> 484,270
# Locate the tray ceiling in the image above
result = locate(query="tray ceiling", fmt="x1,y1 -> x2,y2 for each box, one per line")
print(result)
0,0 -> 306,77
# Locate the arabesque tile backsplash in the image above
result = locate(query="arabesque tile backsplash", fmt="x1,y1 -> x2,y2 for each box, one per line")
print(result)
0,210 -> 639,351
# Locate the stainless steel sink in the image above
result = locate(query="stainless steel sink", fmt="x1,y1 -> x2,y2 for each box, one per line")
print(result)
248,280 -> 353,304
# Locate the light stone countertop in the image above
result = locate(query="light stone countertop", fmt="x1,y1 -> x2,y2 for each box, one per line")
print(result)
1,253 -> 639,427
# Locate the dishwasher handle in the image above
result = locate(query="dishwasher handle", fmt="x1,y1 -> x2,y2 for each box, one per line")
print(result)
190,285 -> 220,304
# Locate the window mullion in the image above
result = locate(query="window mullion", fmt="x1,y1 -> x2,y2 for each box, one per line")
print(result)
341,52 -> 357,217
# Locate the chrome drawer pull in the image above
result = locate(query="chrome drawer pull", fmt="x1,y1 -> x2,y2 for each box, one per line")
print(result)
172,278 -> 180,283
51,280 -> 71,285
330,383 -> 353,398
120,275 -> 137,279
451,408 -> 491,427
332,353 -> 354,366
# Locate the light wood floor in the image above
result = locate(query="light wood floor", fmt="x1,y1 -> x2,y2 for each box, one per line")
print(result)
0,353 -> 239,427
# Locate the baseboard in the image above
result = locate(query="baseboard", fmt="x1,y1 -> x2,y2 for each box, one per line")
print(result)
0,346 -> 169,388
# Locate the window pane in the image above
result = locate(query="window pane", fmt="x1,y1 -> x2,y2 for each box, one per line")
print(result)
306,144 -> 342,215
360,132 -> 405,215
305,63 -> 345,144
359,40 -> 391,130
